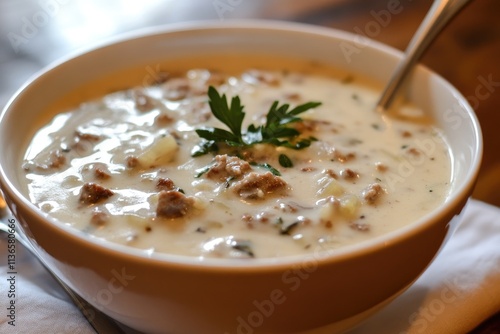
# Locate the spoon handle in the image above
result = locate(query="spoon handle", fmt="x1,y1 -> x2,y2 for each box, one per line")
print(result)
376,0 -> 473,112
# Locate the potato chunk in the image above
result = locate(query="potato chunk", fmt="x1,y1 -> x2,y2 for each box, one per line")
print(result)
137,135 -> 178,167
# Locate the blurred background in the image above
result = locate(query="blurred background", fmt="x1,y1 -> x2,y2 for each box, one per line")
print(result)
1,0 -> 499,209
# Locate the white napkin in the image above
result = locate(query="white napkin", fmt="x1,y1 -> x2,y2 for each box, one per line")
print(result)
347,199 -> 500,334
1,199 -> 499,334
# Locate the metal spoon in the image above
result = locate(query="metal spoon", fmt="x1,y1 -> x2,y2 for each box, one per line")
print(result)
0,195 -> 125,334
376,0 -> 473,112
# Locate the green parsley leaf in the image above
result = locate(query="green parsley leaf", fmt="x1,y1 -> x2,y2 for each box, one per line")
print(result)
191,141 -> 218,157
192,86 -> 322,156
207,86 -> 245,140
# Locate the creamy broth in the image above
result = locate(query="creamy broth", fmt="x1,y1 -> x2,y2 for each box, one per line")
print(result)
23,56 -> 451,259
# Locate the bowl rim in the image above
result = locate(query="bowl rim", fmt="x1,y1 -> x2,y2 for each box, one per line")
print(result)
0,19 -> 483,271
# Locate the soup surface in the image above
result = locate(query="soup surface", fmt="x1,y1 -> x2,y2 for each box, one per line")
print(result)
23,58 -> 451,259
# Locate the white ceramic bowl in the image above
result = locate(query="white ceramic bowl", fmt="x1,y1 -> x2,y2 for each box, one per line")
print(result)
0,21 -> 482,334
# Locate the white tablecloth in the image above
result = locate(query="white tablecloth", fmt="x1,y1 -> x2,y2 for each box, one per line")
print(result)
1,199 -> 499,334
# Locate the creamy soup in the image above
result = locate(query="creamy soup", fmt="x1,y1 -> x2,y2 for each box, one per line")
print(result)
23,57 -> 451,259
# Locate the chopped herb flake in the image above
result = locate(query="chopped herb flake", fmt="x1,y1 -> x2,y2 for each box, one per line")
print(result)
279,154 -> 293,168
280,221 -> 300,235
250,162 -> 281,176
231,240 -> 255,258
195,164 -> 213,178
274,217 -> 300,235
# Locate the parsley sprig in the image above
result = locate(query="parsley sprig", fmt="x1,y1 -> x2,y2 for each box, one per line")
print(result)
192,86 -> 321,157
